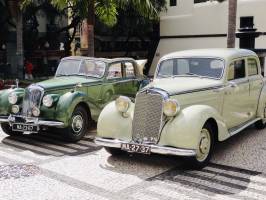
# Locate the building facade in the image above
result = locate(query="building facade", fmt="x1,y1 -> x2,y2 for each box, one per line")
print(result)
151,0 -> 266,74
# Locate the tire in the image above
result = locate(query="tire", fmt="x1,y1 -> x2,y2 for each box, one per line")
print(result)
185,122 -> 215,169
255,119 -> 266,129
1,123 -> 22,136
64,105 -> 90,142
104,147 -> 125,156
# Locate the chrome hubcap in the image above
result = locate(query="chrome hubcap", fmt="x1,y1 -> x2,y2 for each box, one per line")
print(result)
72,115 -> 84,134
196,128 -> 211,162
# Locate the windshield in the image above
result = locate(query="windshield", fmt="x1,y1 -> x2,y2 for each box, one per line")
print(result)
157,58 -> 224,79
55,59 -> 106,78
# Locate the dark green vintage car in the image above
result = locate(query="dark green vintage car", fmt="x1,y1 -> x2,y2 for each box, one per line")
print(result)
0,56 -> 148,141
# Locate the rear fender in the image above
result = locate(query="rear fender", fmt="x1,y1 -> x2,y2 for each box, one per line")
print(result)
257,85 -> 266,119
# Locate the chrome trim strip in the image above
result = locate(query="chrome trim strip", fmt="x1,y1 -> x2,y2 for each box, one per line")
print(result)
229,118 -> 261,137
169,85 -> 224,96
94,137 -> 196,157
0,115 -> 64,128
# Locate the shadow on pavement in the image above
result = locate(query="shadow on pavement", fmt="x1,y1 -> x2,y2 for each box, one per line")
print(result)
1,128 -> 102,157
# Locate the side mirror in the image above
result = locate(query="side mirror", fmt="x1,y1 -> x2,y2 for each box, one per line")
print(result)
72,82 -> 82,93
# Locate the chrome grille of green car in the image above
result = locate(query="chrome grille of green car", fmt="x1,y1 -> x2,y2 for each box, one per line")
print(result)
132,91 -> 164,144
22,85 -> 44,117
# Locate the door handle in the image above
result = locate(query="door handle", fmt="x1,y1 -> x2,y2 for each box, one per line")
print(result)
213,88 -> 224,93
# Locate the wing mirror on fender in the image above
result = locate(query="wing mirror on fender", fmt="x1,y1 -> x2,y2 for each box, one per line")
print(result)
71,82 -> 82,93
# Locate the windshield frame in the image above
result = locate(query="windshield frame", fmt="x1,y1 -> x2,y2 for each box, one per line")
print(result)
155,56 -> 225,80
55,59 -> 107,79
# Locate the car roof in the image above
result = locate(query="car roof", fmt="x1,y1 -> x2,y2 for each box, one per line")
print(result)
61,56 -> 135,63
160,48 -> 257,61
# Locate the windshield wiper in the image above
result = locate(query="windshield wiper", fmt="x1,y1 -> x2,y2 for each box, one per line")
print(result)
56,74 -> 68,77
171,73 -> 203,78
157,74 -> 172,78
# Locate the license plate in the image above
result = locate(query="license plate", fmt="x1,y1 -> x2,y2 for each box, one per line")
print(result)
12,123 -> 38,132
121,143 -> 151,154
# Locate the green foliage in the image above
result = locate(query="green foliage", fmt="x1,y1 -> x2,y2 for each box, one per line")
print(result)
21,0 -> 166,27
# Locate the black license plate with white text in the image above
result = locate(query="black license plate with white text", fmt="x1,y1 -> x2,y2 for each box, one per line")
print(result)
121,143 -> 151,154
12,123 -> 38,132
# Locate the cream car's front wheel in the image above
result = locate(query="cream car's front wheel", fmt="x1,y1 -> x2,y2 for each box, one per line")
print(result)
186,123 -> 214,169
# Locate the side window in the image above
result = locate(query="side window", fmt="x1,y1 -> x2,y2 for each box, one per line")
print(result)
228,59 -> 246,80
158,59 -> 174,76
124,62 -> 136,78
107,63 -> 122,79
247,58 -> 258,76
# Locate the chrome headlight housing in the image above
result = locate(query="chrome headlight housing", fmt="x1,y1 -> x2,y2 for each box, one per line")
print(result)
163,99 -> 180,117
115,96 -> 131,113
42,95 -> 53,107
8,92 -> 18,105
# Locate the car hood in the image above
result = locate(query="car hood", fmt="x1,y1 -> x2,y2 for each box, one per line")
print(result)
36,76 -> 101,91
146,77 -> 223,95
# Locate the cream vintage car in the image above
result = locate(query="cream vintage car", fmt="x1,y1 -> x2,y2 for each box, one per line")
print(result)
95,49 -> 266,168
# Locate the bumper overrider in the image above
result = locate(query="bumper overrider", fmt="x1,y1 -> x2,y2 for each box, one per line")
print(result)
94,137 -> 196,157
0,115 -> 65,128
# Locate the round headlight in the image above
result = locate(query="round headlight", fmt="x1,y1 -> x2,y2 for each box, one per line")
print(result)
8,92 -> 18,105
32,106 -> 40,117
115,96 -> 131,113
42,95 -> 53,107
163,99 -> 180,117
11,105 -> 20,114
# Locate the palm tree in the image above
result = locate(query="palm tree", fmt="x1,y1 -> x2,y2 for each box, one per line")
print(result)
50,0 -> 164,56
6,0 -> 24,79
227,0 -> 237,48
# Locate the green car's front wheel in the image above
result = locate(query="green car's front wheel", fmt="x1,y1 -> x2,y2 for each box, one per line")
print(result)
1,123 -> 22,136
64,105 -> 90,142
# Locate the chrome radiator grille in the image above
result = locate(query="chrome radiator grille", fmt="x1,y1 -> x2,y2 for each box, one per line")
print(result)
132,92 -> 164,144
22,85 -> 44,117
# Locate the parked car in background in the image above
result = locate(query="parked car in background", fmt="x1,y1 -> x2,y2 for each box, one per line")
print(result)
0,57 -> 148,142
96,49 -> 266,168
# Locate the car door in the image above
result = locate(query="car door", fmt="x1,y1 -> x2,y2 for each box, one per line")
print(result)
222,59 -> 251,129
100,62 -> 124,108
121,61 -> 140,97
247,57 -> 263,118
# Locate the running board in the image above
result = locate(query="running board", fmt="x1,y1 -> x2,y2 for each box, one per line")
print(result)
229,118 -> 261,137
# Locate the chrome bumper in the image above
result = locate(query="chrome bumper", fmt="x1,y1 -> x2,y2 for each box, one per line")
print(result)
0,115 -> 65,128
94,137 -> 196,157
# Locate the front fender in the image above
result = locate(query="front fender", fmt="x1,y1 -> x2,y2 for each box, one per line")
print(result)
159,105 -> 229,150
0,88 -> 25,115
97,101 -> 134,141
55,91 -> 90,126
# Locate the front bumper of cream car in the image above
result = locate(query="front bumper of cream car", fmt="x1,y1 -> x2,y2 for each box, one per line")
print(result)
94,137 -> 197,157
0,115 -> 65,128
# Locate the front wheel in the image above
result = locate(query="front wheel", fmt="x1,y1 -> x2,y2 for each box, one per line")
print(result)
64,106 -> 90,142
185,123 -> 214,169
1,123 -> 22,136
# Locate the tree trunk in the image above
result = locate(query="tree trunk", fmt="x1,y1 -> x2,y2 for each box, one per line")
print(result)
80,0 -> 95,57
16,7 -> 24,79
227,0 -> 237,48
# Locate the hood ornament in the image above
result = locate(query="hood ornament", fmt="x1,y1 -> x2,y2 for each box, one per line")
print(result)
16,79 -> 19,88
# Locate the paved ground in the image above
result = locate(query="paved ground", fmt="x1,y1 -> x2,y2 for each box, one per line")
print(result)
0,125 -> 265,200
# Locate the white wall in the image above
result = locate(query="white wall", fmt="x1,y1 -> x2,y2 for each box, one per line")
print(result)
150,0 -> 266,74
